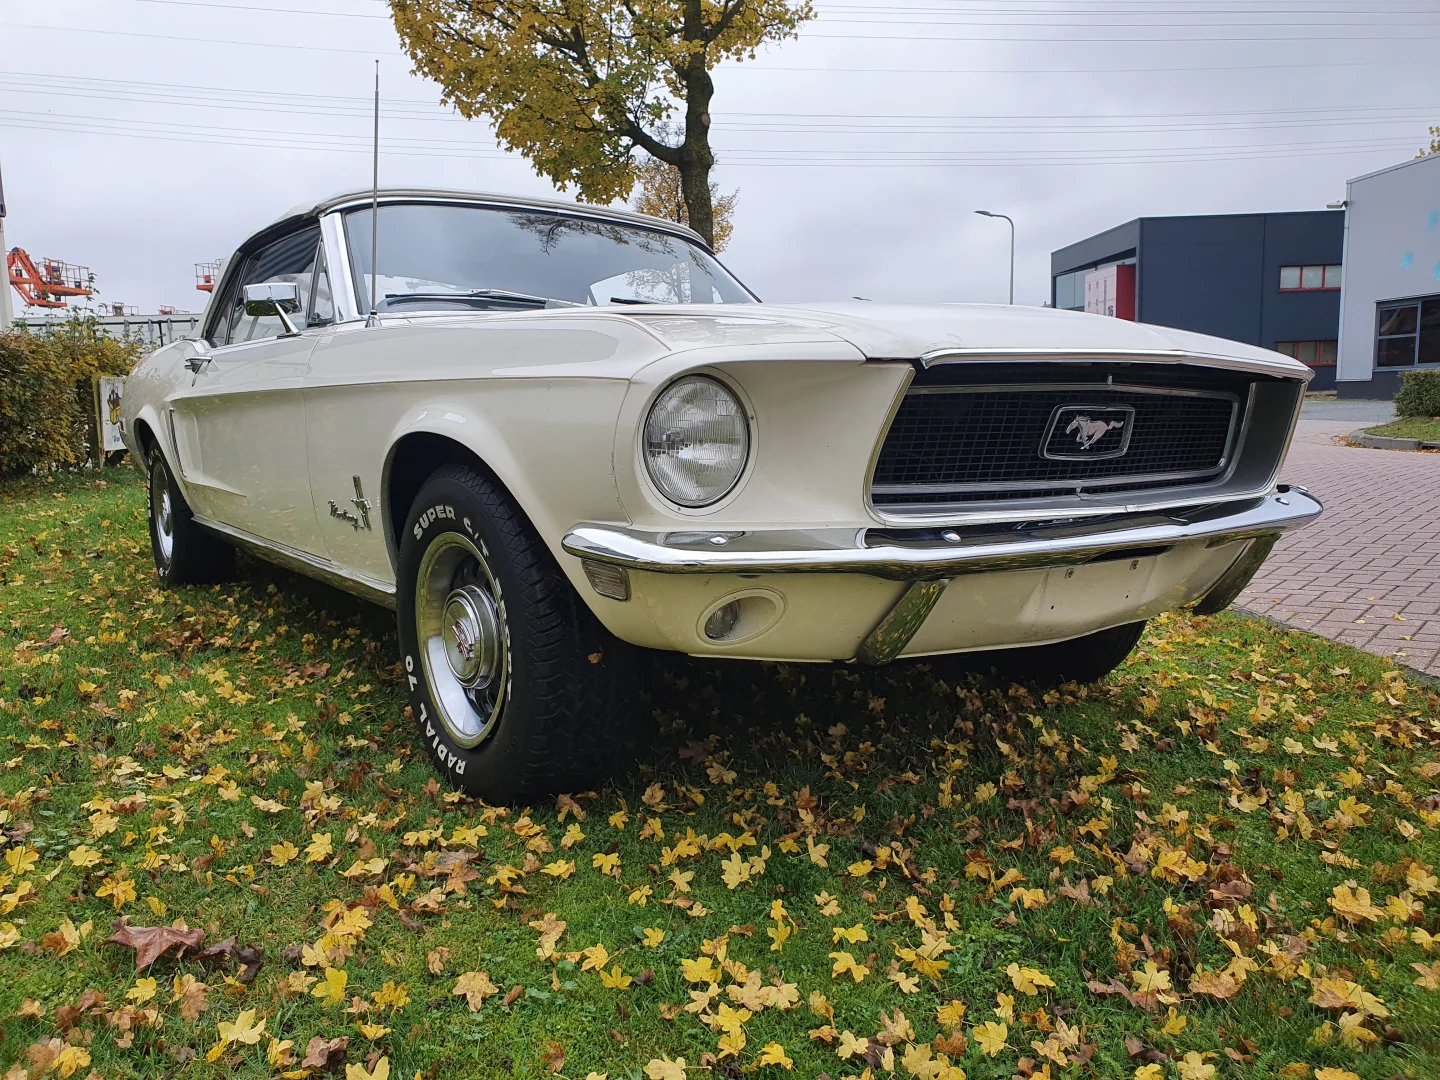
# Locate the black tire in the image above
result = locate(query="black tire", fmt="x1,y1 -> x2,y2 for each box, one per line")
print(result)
395,464 -> 629,802
926,620 -> 1147,689
146,449 -> 235,586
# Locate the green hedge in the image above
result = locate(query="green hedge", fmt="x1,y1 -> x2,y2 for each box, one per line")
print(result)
1394,369 -> 1440,419
0,318 -> 141,477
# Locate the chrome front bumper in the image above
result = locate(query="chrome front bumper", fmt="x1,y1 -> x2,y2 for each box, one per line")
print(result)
562,486 -> 1321,663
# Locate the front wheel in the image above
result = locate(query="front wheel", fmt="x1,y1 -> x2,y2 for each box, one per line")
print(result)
395,465 -> 629,802
925,620 -> 1147,689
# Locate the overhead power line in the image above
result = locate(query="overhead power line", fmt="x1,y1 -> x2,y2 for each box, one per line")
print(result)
2,75 -> 1434,136
3,109 -> 1420,168
12,21 -> 1438,50
126,0 -> 1440,20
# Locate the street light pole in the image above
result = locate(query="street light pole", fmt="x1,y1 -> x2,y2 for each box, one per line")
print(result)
974,210 -> 1014,305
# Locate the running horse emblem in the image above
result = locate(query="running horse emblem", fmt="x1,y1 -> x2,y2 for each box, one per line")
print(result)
1065,414 -> 1126,450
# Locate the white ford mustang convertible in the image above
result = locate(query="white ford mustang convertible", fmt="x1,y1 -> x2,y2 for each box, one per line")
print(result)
124,189 -> 1321,800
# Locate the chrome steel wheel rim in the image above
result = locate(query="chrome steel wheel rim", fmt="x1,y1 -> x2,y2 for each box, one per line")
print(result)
415,532 -> 508,748
150,463 -> 174,563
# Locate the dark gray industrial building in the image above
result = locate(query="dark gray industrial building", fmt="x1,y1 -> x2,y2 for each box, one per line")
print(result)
1051,211 -> 1345,390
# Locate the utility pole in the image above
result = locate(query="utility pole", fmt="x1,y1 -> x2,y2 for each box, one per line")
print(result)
0,162 -> 12,331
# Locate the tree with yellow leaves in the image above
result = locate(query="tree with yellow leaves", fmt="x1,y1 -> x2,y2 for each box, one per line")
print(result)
388,0 -> 813,248
632,124 -> 739,250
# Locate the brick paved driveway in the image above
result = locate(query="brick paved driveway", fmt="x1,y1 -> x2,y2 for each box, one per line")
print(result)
1236,409 -> 1440,677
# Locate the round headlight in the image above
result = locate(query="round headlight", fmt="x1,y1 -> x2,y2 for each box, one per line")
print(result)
643,376 -> 749,507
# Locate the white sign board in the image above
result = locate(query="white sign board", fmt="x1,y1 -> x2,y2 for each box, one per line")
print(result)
98,376 -> 127,454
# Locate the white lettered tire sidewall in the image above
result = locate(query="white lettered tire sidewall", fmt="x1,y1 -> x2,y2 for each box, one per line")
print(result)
396,463 -> 632,802
399,488 -> 511,788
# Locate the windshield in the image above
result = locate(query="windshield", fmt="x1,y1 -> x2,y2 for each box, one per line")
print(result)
344,203 -> 756,312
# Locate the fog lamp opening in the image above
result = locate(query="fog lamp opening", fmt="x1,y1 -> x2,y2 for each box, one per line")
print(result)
698,590 -> 784,645
704,601 -> 742,641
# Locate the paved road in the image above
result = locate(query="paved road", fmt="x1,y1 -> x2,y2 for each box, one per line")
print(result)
1236,402 -> 1440,677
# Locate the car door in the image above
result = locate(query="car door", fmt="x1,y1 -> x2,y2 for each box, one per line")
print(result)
167,226 -> 328,554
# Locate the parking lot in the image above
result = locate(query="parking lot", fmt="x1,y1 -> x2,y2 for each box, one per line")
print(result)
1238,399 -> 1440,677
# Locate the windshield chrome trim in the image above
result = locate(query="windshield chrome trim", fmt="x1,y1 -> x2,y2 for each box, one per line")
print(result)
321,210 -> 362,324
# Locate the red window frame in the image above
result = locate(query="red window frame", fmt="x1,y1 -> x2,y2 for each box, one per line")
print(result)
1275,340 -> 1338,366
1278,265 -> 1342,293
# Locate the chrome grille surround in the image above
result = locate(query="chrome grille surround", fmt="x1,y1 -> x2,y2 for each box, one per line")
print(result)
866,359 -> 1305,522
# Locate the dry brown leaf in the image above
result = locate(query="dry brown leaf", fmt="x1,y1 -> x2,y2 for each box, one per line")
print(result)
106,920 -> 205,971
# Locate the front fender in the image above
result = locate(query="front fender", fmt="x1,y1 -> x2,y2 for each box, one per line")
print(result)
378,385 -> 632,578
121,341 -> 192,468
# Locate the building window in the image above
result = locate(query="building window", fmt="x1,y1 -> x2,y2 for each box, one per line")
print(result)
1053,258 -> 1136,312
1376,294 -> 1440,368
1279,264 -> 1341,292
1275,340 -> 1337,367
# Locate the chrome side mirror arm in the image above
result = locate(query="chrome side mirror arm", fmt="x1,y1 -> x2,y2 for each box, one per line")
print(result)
242,281 -> 304,338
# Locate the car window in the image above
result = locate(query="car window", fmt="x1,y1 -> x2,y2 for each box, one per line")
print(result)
309,246 -> 334,327
346,203 -> 755,311
222,227 -> 322,345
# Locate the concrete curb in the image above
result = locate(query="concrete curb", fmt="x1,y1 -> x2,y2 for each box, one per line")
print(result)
1345,428 -> 1440,451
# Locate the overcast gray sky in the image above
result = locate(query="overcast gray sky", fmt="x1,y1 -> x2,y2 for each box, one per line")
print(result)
3,0 -> 1438,315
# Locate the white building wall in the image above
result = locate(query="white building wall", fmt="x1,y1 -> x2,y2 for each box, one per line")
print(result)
1336,153 -> 1440,387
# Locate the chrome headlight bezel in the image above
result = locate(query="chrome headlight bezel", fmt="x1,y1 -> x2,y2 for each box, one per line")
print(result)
642,374 -> 751,509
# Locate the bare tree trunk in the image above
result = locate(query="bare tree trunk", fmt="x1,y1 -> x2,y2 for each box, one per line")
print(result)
679,18 -> 717,247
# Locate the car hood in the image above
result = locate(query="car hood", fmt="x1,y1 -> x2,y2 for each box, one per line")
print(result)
627,301 -> 1311,377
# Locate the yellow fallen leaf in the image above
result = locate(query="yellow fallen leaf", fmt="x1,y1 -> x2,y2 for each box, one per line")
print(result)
216,1007 -> 266,1045
345,1058 -> 390,1080
1133,960 -> 1172,994
67,845 -> 103,869
126,977 -> 158,1003
598,964 -> 632,990
1328,885 -> 1383,924
936,1000 -> 966,1028
680,956 -> 719,984
754,1042 -> 793,1069
832,923 -> 868,945
1005,962 -> 1056,996
974,1020 -> 1008,1056
311,966 -> 348,1006
453,970 -> 499,1010
305,833 -> 333,863
643,1056 -> 687,1080
829,951 -> 869,983
642,927 -> 666,947
270,841 -> 299,866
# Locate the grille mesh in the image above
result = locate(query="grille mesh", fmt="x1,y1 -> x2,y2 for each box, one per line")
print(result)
872,373 -> 1242,508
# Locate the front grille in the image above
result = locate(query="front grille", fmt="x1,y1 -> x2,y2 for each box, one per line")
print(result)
871,363 -> 1251,510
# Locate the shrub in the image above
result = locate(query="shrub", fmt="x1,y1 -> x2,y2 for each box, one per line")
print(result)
1394,369 -> 1440,418
0,317 -> 141,477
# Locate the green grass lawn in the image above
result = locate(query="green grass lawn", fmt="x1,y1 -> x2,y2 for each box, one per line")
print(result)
1362,418 -> 1440,443
1,467 -> 1438,1080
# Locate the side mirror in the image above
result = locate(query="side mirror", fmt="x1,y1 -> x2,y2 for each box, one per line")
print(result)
242,281 -> 303,336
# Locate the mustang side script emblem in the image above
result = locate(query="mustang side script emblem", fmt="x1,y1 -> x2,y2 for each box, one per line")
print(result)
1041,404 -> 1135,461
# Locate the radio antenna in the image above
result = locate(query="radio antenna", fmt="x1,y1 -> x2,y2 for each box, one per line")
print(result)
365,60 -> 381,328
